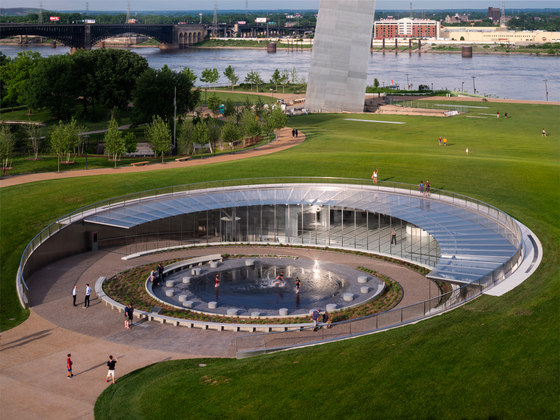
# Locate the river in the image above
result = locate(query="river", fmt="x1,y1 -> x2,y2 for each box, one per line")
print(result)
1,45 -> 558,101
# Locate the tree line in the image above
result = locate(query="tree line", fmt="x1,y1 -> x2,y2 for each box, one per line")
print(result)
0,49 -> 289,172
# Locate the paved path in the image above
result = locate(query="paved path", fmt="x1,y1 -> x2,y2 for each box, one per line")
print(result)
0,126 -> 305,188
0,245 -> 435,420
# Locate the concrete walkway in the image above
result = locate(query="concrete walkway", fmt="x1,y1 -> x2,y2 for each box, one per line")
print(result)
0,245 -> 435,420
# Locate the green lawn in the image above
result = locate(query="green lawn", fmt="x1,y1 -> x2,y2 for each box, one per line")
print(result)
1,101 -> 559,418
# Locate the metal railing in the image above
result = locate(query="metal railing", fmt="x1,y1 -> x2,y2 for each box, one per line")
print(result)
16,177 -> 523,336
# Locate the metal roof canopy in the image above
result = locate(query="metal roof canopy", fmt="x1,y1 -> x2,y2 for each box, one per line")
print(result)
84,184 -> 518,284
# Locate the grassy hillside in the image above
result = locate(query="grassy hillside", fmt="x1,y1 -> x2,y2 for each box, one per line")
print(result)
1,101 -> 558,417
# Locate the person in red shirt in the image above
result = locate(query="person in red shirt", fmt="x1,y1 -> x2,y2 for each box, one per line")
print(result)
67,354 -> 73,378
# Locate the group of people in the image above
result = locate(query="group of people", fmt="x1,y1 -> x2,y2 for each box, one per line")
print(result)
311,309 -> 332,331
418,180 -> 431,197
124,303 -> 134,329
65,353 -> 119,385
291,128 -> 300,138
438,136 -> 448,146
72,284 -> 93,308
150,263 -> 166,287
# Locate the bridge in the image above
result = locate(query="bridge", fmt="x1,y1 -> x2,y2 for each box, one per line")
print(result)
0,23 -> 206,50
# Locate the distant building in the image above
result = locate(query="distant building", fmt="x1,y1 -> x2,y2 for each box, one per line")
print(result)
440,27 -> 560,43
445,13 -> 470,24
488,7 -> 501,23
374,18 -> 440,39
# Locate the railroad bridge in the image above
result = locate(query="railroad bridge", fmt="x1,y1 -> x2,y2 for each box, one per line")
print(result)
0,23 -> 206,50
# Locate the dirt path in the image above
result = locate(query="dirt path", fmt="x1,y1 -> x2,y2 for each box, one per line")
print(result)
0,127 -> 305,188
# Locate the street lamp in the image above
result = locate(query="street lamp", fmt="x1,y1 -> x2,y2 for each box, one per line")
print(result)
471,76 -> 476,94
406,73 -> 409,90
544,79 -> 549,102
461,81 -> 464,92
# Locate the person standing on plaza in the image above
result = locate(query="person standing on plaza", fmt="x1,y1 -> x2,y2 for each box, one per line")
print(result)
542,129 -> 546,136
157,263 -> 164,282
391,228 -> 397,245
295,277 -> 301,294
215,273 -> 220,288
124,304 -> 130,329
67,354 -> 73,378
84,283 -> 92,308
72,285 -> 78,307
128,303 -> 134,328
106,355 -> 118,384
425,180 -> 431,198
419,181 -> 424,196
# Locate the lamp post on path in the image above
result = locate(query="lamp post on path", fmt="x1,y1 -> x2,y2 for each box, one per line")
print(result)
471,76 -> 477,94
544,79 -> 548,102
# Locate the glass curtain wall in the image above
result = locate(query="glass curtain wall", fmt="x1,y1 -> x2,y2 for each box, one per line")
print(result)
119,205 -> 440,267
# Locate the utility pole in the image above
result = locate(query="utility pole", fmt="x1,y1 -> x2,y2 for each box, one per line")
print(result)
406,73 -> 409,90
173,86 -> 177,154
85,2 -> 89,18
126,0 -> 130,23
212,0 -> 218,38
500,0 -> 506,26
544,79 -> 548,101
38,0 -> 43,24
472,76 -> 476,94
245,0 -> 249,19
409,2 -> 413,18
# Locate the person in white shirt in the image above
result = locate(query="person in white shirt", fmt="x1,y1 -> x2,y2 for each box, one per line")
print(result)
84,284 -> 92,307
72,285 -> 78,306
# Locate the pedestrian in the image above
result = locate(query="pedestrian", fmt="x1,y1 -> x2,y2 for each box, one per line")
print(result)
497,111 -> 500,118
504,112 -> 508,119
128,303 -> 134,328
292,128 -> 295,137
542,129 -> 546,136
419,181 -> 424,196
466,146 -> 469,155
295,277 -> 301,294
157,263 -> 164,281
295,129 -> 299,137
439,136 -> 442,146
371,168 -> 378,184
443,137 -> 447,146
273,272 -> 285,287
425,180 -> 431,197
391,228 -> 397,245
124,304 -> 130,329
84,283 -> 92,308
67,353 -> 73,378
311,309 -> 321,331
106,355 -> 118,384
322,311 -> 332,328
72,285 -> 78,307
215,273 -> 220,288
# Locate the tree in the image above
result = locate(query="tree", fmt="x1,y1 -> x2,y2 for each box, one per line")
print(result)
25,123 -> 42,160
49,119 -> 80,172
279,70 -> 290,93
124,132 -> 137,154
206,117 -> 222,153
145,115 -> 172,163
0,125 -> 15,175
207,94 -> 221,114
245,70 -> 264,92
200,68 -> 219,94
254,97 -> 265,117
192,119 -> 210,154
104,115 -> 126,168
132,65 -> 200,125
223,99 -> 236,117
181,67 -> 197,84
289,67 -> 300,84
270,69 -> 282,91
270,106 -> 288,130
374,78 -> 380,88
177,119 -> 195,155
23,54 -> 78,118
240,109 -> 261,140
221,118 -> 241,146
223,65 -> 239,91
0,50 -> 41,106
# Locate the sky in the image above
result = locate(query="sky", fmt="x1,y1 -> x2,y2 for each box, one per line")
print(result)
9,1 -> 560,12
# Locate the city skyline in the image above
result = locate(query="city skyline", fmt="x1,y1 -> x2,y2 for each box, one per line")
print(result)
8,0 -> 560,12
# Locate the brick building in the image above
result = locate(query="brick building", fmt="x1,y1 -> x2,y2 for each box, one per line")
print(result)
374,18 -> 440,39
